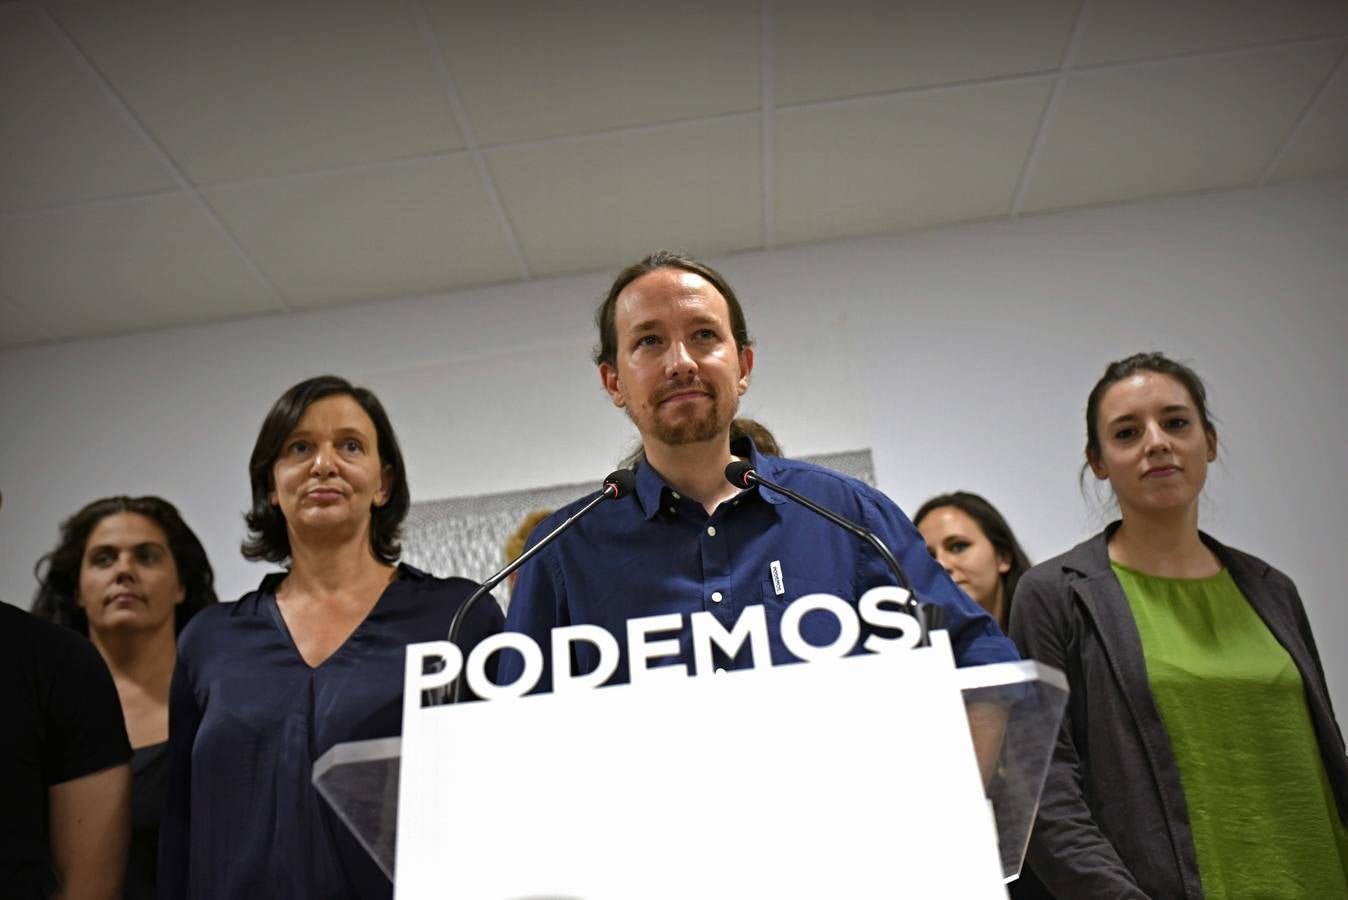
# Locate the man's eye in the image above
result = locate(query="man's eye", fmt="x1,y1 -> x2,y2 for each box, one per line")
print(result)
695,328 -> 718,340
636,335 -> 660,348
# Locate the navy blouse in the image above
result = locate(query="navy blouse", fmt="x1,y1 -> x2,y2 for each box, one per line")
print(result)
158,565 -> 502,899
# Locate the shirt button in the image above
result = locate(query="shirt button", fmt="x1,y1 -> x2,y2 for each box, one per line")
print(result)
711,591 -> 723,603
715,667 -> 726,675
671,492 -> 681,500
707,526 -> 717,536
667,507 -> 676,514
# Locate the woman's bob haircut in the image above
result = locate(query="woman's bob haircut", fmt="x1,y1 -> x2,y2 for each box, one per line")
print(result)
242,375 -> 409,565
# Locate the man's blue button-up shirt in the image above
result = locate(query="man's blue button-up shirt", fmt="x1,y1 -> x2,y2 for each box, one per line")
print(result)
500,440 -> 1019,690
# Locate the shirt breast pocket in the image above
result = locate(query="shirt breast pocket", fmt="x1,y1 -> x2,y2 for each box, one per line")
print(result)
760,575 -> 856,659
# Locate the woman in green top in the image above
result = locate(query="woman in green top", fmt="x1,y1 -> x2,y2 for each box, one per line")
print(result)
1010,352 -> 1348,899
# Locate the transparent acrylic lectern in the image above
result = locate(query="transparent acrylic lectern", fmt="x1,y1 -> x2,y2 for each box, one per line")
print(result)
313,655 -> 1066,893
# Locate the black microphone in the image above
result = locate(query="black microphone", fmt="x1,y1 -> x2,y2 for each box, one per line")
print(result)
724,461 -> 942,645
443,469 -> 636,703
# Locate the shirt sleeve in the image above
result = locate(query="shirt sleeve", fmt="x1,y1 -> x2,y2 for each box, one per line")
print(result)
858,489 -> 1019,667
500,528 -> 571,694
1008,573 -> 1152,899
157,648 -> 201,900
42,629 -> 131,786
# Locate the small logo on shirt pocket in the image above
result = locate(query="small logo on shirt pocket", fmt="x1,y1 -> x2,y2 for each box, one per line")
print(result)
770,560 -> 785,596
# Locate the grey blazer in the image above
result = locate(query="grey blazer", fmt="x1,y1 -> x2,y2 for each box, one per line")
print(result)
1009,524 -> 1348,900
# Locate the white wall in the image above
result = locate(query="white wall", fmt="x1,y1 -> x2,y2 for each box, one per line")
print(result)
4,177 -> 1345,708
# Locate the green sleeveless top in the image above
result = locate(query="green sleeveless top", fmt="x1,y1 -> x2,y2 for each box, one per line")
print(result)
1112,562 -> 1348,898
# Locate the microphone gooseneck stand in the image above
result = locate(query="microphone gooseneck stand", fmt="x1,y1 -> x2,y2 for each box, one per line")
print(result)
443,469 -> 636,704
724,461 -> 942,646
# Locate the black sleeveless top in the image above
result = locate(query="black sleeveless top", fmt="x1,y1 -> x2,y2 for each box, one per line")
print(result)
126,742 -> 167,900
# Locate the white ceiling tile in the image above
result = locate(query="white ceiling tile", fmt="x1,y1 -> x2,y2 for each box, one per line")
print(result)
1078,0 -> 1348,65
203,155 -> 522,308
773,79 -> 1053,245
48,0 -> 464,184
0,6 -> 175,212
1023,43 -> 1345,213
423,0 -> 760,144
1268,54 -> 1348,182
0,193 -> 281,340
488,118 -> 762,276
0,288 -> 57,349
773,0 -> 1077,105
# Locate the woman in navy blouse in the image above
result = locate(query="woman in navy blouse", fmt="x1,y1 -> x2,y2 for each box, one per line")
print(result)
158,375 -> 502,899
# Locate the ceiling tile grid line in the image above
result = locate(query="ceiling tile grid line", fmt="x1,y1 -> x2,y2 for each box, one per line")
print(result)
1068,30 -> 1348,76
483,116 -> 763,278
1011,0 -> 1094,216
409,0 -> 530,281
474,108 -> 766,155
421,1 -> 761,147
137,146 -> 479,195
1074,0 -> 1348,66
0,283 -> 57,341
0,186 -> 182,222
5,110 -> 760,207
774,69 -> 1062,115
760,0 -> 775,251
0,3 -> 173,214
3,18 -> 1340,214
37,0 -> 469,187
1017,41 -> 1344,214
1257,43 -> 1348,186
770,76 -> 1055,246
772,33 -> 1348,116
33,1 -> 292,312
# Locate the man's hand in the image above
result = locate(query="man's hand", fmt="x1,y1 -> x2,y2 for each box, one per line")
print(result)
49,763 -> 131,900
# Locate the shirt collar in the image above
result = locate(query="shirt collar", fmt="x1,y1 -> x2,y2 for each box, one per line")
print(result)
633,436 -> 786,520
734,435 -> 787,505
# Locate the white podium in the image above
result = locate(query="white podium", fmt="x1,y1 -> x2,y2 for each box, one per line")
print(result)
314,632 -> 1067,899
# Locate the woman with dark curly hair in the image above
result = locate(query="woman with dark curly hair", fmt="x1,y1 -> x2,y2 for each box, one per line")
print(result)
32,495 -> 217,900
158,375 -> 503,899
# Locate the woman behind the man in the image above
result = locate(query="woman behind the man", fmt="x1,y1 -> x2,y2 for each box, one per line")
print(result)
158,375 -> 503,899
1011,352 -> 1348,898
914,491 -> 1030,633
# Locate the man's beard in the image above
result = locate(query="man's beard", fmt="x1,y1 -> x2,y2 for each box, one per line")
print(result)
634,384 -> 735,446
